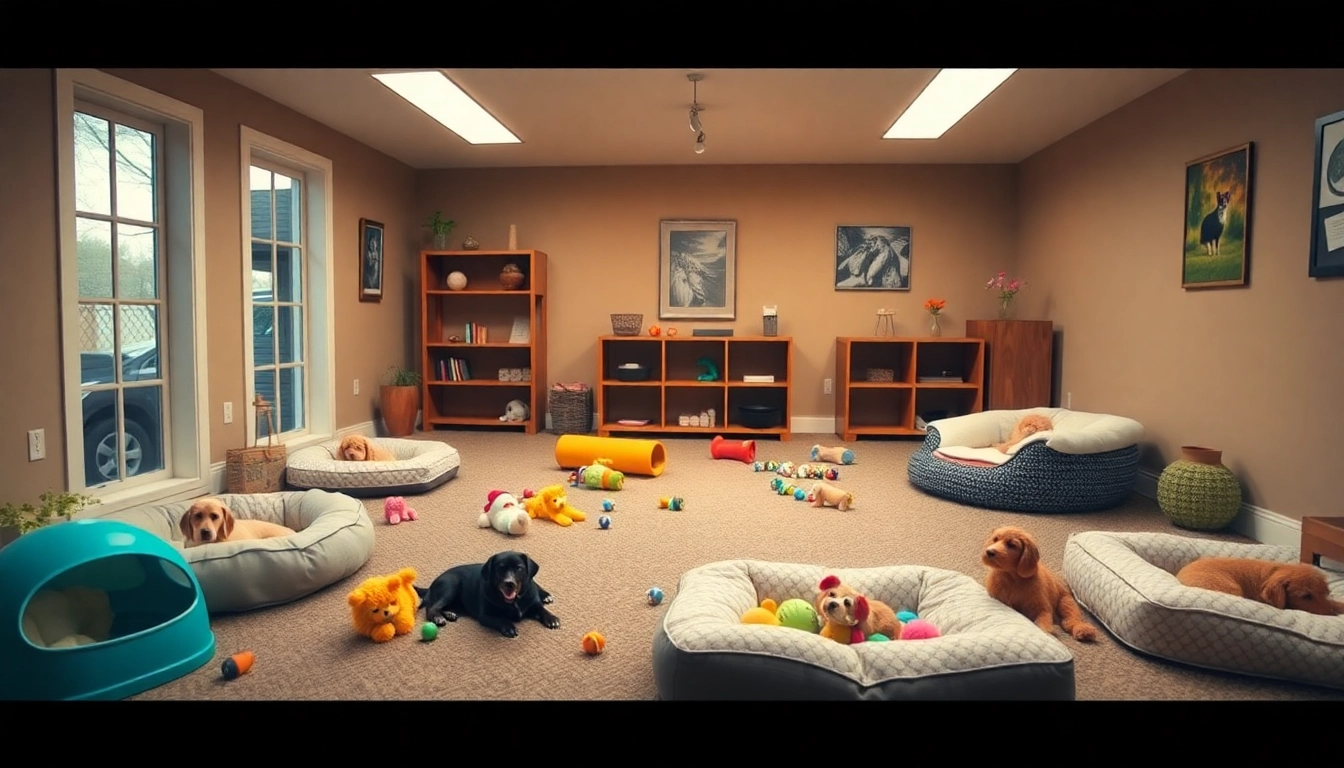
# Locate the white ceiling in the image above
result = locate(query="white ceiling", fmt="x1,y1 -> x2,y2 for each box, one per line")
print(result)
211,68 -> 1188,170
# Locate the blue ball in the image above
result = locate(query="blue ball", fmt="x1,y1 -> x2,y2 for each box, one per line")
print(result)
601,499 -> 615,511
792,488 -> 806,500
599,515 -> 612,529
897,610 -> 918,622
647,587 -> 665,605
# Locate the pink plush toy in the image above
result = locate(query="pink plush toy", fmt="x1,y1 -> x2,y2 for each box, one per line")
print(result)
900,618 -> 941,640
384,496 -> 419,525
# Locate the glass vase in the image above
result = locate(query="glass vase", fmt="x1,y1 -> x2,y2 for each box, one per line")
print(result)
997,296 -> 1015,320
433,233 -> 449,250
928,313 -> 942,337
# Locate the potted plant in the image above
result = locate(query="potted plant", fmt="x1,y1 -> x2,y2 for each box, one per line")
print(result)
427,212 -> 456,250
380,364 -> 423,437
0,490 -> 100,548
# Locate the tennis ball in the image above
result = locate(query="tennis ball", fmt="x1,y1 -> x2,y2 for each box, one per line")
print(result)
581,631 -> 606,656
420,622 -> 438,642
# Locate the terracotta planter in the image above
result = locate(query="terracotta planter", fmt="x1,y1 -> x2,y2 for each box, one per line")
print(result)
380,385 -> 420,437
1180,446 -> 1223,465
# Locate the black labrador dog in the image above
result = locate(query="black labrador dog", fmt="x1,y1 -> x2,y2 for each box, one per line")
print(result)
414,551 -> 561,638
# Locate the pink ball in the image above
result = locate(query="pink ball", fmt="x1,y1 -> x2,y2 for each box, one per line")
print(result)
900,619 -> 941,640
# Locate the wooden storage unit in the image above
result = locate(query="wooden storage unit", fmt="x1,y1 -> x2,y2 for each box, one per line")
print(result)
420,250 -> 547,434
964,319 -> 1054,410
597,335 -> 793,440
834,336 -> 984,441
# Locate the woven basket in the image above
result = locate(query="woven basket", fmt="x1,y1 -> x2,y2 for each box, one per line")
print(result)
866,368 -> 895,382
610,313 -> 643,336
549,386 -> 593,435
225,395 -> 287,493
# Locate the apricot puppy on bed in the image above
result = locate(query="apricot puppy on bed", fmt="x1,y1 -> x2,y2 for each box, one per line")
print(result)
178,497 -> 296,548
1176,557 -> 1344,616
339,435 -> 395,462
982,525 -> 1099,641
992,414 -> 1054,453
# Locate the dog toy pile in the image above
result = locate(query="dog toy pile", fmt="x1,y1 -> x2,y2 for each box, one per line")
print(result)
769,477 -> 808,501
383,497 -> 419,525
753,459 -> 840,481
479,490 -> 530,536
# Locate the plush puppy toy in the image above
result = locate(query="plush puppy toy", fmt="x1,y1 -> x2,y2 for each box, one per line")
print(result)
814,575 -> 902,644
808,482 -> 855,511
478,490 -> 530,536
993,414 -> 1054,453
811,444 -> 855,465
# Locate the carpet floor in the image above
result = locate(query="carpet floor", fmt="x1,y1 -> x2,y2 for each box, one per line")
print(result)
135,430 -> 1344,701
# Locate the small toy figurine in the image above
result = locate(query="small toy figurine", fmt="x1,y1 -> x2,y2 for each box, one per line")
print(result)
695,357 -> 720,382
659,496 -> 685,511
601,499 -> 616,512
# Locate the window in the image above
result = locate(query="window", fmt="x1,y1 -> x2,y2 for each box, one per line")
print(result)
57,69 -> 209,507
240,127 -> 335,448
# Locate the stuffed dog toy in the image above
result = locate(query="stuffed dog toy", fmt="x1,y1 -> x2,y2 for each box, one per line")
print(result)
814,574 -> 902,644
478,490 -> 530,536
347,567 -> 420,643
808,482 -> 855,511
500,399 -> 530,423
993,414 -> 1054,453
523,484 -> 586,527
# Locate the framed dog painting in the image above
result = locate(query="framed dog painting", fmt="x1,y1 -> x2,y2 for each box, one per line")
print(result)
1309,109 -> 1344,279
1182,143 -> 1253,289
359,218 -> 385,303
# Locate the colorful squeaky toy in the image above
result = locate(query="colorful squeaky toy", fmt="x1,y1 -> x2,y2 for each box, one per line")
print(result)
752,460 -> 782,473
570,457 -> 625,491
811,444 -> 856,465
775,461 -> 796,478
601,499 -> 616,512
598,515 -> 612,529
646,587 -> 665,605
793,463 -> 839,481
383,496 -> 419,525
658,496 -> 685,511
769,477 -> 808,501
478,490 -> 530,536
890,610 -> 941,640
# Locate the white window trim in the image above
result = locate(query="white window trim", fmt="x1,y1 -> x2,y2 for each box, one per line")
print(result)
56,68 -> 211,514
239,126 -> 336,450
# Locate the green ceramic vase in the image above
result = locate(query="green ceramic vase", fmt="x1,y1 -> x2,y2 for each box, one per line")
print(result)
1157,446 -> 1242,531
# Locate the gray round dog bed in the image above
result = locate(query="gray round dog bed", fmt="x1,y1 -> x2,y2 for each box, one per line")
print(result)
1064,530 -> 1344,691
286,437 -> 460,497
652,559 -> 1076,700
81,489 -> 375,614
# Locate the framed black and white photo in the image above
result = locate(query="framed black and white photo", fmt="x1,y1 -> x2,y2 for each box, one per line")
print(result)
835,225 -> 911,291
1309,109 -> 1344,279
359,218 -> 384,302
659,219 -> 737,320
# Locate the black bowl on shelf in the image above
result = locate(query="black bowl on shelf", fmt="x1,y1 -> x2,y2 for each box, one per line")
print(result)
737,404 -> 782,429
614,364 -> 650,382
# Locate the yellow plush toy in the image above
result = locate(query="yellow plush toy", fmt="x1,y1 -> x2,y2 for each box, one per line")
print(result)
741,598 -> 781,625
524,484 -> 587,527
348,567 -> 420,643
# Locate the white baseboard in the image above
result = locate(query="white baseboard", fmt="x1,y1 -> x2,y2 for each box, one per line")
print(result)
540,412 -> 837,435
208,420 -> 377,494
1133,468 -> 1302,549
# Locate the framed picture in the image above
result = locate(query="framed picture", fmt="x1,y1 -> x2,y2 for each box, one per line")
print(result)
659,219 -> 737,320
359,218 -> 385,303
1309,109 -> 1344,279
835,226 -> 911,291
1182,143 -> 1253,289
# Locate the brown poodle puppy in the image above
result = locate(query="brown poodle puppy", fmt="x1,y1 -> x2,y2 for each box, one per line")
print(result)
814,574 -> 902,644
338,435 -> 395,462
178,497 -> 296,547
1176,557 -> 1344,616
993,414 -> 1054,453
982,525 -> 1099,641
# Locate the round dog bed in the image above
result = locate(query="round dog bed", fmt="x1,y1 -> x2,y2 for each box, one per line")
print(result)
82,489 -> 374,614
907,408 -> 1144,513
652,559 -> 1076,700
286,437 -> 460,497
1063,530 -> 1344,691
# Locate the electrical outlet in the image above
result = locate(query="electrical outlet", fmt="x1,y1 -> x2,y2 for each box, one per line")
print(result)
353,379 -> 360,395
823,378 -> 833,395
223,401 -> 233,424
1065,392 -> 1072,409
27,429 -> 45,461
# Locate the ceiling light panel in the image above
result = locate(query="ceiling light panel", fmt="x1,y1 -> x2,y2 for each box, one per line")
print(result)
371,71 -> 521,145
883,68 -> 1017,140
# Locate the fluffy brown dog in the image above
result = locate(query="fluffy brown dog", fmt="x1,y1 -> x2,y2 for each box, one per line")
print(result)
814,574 -> 902,644
993,414 -> 1054,453
982,526 -> 1099,641
338,435 -> 395,462
1176,557 -> 1344,616
178,497 -> 297,548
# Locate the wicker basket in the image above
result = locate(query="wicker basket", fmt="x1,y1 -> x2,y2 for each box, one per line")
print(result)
548,386 -> 593,435
866,368 -> 895,382
225,395 -> 287,493
610,313 -> 643,336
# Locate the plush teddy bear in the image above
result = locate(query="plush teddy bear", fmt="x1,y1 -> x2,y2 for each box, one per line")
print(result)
22,587 -> 114,648
478,490 -> 529,536
347,567 -> 420,643
384,496 -> 419,525
811,444 -> 856,465
808,481 -> 855,511
814,575 -> 902,645
570,458 -> 625,491
523,484 -> 587,527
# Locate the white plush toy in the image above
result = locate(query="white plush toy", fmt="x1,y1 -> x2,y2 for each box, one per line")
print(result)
500,399 -> 530,422
22,586 -> 115,648
478,489 -> 530,536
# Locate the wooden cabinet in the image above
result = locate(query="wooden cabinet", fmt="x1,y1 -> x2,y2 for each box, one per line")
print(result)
419,250 -> 548,434
597,335 -> 793,441
833,337 -> 985,441
964,319 -> 1054,410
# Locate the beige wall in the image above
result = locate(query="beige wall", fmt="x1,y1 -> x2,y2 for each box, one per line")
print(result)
417,164 -> 1019,417
1017,68 -> 1344,520
0,68 -> 417,504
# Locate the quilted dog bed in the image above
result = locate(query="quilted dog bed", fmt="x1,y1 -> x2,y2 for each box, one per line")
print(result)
652,559 -> 1076,700
285,437 -> 460,497
1063,530 -> 1344,691
907,408 -> 1144,513
83,489 -> 375,614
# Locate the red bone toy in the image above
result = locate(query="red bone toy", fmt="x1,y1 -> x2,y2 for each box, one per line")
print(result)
709,435 -> 756,464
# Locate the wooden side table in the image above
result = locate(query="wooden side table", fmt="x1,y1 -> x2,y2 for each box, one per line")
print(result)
1300,516 -> 1344,567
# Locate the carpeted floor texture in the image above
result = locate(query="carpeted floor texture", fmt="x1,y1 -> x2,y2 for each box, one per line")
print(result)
135,430 -> 1344,701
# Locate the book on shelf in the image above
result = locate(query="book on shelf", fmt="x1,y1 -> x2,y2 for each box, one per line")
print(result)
742,374 -> 775,383
462,323 -> 489,344
438,357 -> 473,381
917,375 -> 963,383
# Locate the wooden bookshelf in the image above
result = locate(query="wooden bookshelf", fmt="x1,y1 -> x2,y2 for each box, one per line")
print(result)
833,336 -> 984,441
596,335 -> 793,441
420,250 -> 547,434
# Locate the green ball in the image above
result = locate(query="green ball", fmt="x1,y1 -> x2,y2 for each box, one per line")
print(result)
420,622 -> 438,641
775,598 -> 821,633
867,633 -> 891,642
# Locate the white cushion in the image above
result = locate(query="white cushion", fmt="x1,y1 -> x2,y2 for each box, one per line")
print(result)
931,408 -> 1144,456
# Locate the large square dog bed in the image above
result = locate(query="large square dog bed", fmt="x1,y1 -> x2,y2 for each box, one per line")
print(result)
83,489 -> 375,614
286,437 -> 460,497
1063,530 -> 1344,691
652,559 -> 1076,700
907,407 -> 1144,513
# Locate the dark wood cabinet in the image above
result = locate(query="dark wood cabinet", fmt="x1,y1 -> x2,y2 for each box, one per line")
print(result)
964,319 -> 1054,411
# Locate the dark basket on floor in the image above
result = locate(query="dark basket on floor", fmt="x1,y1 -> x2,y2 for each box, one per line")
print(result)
548,387 -> 594,435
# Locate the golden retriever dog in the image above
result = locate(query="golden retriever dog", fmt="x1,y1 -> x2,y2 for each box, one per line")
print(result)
1176,557 -> 1344,616
178,497 -> 296,548
338,435 -> 395,462
993,414 -> 1054,453
982,525 -> 1099,641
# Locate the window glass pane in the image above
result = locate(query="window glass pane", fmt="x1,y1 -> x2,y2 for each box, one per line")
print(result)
78,305 -> 117,382
275,172 -> 301,245
117,223 -> 158,300
82,389 -> 123,487
77,217 -> 113,299
279,366 -> 305,433
276,246 -> 302,303
253,306 -> 275,368
254,369 -> 276,428
114,124 -> 156,223
119,304 -> 158,381
122,384 -> 164,478
249,166 -> 273,240
73,112 -> 112,216
277,305 -> 303,364
251,242 -> 275,299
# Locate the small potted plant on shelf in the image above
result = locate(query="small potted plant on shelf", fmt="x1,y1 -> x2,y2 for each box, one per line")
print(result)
380,364 -> 423,438
427,212 -> 456,250
0,490 -> 100,549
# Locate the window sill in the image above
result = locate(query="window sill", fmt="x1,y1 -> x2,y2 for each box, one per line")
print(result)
77,476 -> 210,519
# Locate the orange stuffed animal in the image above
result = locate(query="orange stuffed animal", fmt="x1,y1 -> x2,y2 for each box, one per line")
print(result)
348,567 -> 420,643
